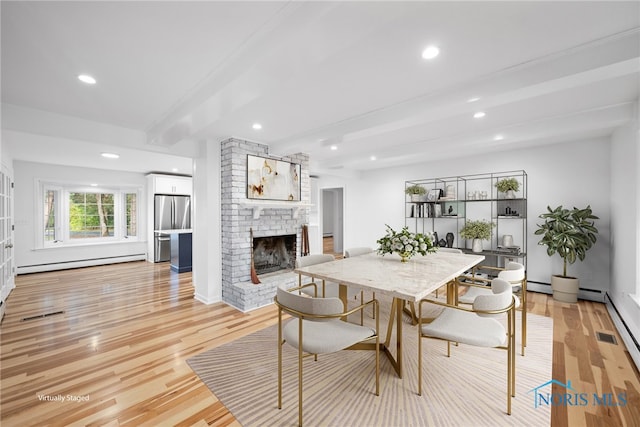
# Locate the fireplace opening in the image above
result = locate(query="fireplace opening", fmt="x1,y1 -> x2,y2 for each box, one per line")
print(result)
253,234 -> 297,275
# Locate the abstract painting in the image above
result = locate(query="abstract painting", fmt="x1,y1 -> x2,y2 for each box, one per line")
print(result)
247,155 -> 301,201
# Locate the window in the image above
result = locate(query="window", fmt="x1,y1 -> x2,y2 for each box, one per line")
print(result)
44,189 -> 57,242
40,183 -> 139,246
69,192 -> 114,239
125,192 -> 137,237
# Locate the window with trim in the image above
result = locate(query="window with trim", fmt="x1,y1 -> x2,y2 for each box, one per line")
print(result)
41,184 -> 139,246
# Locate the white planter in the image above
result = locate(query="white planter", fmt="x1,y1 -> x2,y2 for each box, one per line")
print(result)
551,275 -> 579,303
472,239 -> 483,253
505,189 -> 515,199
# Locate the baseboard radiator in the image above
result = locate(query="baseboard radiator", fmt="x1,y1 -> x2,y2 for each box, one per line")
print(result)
16,254 -> 147,275
605,293 -> 640,371
526,280 -> 605,302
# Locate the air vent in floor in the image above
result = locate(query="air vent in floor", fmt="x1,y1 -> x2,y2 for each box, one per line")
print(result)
22,311 -> 65,321
596,331 -> 618,345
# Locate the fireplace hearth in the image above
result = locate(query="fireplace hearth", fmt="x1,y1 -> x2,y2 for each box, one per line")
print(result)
252,234 -> 297,275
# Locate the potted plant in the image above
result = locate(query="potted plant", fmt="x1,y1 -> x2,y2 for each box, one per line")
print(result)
459,219 -> 495,252
405,184 -> 427,202
534,205 -> 599,303
495,177 -> 520,199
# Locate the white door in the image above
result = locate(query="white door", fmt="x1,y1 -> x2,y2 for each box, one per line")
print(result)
0,164 -> 15,319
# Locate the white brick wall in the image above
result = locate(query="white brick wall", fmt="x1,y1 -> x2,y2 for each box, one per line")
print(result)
220,138 -> 310,311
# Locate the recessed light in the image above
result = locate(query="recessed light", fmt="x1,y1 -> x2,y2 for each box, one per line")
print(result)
467,97 -> 480,103
252,123 -> 262,130
90,183 -> 98,187
172,168 -> 179,172
330,145 -> 338,151
78,74 -> 96,85
101,152 -> 119,159
473,112 -> 486,119
421,45 -> 440,60
370,155 -> 377,161
494,134 -> 504,141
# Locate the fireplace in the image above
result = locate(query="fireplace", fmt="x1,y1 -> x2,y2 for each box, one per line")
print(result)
252,234 -> 297,275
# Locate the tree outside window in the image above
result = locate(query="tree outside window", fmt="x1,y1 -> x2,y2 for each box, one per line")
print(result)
125,193 -> 137,237
69,192 -> 114,238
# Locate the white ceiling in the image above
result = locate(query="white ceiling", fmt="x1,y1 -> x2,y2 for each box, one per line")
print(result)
2,1 -> 639,176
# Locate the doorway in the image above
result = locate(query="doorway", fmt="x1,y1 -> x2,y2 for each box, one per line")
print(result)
321,187 -> 344,258
0,163 -> 15,321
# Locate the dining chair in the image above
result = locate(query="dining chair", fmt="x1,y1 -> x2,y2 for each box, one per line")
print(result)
275,285 -> 380,427
417,278 -> 516,415
456,261 -> 527,355
296,254 -> 365,324
344,247 -> 375,319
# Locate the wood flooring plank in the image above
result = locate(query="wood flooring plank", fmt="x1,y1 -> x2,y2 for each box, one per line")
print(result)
1,261 -> 639,426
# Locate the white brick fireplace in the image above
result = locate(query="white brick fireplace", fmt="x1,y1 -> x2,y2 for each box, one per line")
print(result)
221,138 -> 310,311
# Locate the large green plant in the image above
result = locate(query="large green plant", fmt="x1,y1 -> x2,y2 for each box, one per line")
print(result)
534,205 -> 599,277
459,219 -> 495,240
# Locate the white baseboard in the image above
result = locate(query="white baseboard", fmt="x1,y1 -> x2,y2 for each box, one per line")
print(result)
526,281 -> 606,302
605,293 -> 640,371
16,254 -> 146,274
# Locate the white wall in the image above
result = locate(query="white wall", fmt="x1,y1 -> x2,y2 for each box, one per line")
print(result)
610,116 -> 640,345
317,137 -> 612,299
13,161 -> 147,272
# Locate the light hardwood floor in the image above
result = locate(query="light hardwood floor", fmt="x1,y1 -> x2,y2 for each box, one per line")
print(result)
1,261 -> 639,426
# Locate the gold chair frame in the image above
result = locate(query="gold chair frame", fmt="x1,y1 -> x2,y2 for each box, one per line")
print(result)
275,283 -> 380,427
417,295 -> 516,415
456,264 -> 527,355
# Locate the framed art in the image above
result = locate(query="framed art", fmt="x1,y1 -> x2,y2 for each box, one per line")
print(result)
247,155 -> 301,201
426,189 -> 440,202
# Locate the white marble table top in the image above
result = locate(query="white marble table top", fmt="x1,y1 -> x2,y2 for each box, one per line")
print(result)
294,251 -> 485,302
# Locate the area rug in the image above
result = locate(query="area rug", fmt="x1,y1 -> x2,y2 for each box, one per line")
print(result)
188,298 -> 551,427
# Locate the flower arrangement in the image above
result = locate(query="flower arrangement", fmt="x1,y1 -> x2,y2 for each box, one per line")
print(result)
376,224 -> 437,262
459,219 -> 495,240
495,177 -> 520,193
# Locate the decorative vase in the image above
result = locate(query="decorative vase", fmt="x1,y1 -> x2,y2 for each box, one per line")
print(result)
472,238 -> 483,253
400,253 -> 410,263
502,234 -> 513,247
446,232 -> 454,248
505,189 -> 515,199
410,194 -> 422,202
551,275 -> 579,303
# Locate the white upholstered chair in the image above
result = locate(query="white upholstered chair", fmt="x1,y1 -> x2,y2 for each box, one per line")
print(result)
275,285 -> 379,427
296,254 -> 364,324
457,261 -> 527,355
417,278 -> 516,415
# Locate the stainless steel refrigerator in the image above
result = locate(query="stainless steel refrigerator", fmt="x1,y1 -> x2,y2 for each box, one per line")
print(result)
154,195 -> 191,262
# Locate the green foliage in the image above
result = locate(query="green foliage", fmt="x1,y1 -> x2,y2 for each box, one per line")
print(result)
377,224 -> 437,259
495,178 -> 520,193
534,205 -> 599,277
459,219 -> 495,240
69,193 -> 114,237
405,184 -> 427,195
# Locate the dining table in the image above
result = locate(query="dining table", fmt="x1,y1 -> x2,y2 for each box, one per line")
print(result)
293,251 -> 485,378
